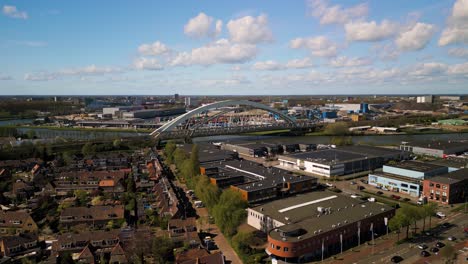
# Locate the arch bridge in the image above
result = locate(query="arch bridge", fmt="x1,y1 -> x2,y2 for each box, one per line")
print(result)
150,100 -> 317,140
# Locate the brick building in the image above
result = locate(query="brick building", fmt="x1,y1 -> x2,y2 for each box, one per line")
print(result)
422,168 -> 468,204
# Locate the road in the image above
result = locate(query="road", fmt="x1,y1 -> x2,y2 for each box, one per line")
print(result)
324,211 -> 467,264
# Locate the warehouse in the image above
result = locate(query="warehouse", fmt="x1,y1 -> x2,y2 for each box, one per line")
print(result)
122,108 -> 186,120
400,141 -> 468,158
368,161 -> 449,197
200,160 -> 318,203
247,190 -> 394,262
278,146 -> 408,177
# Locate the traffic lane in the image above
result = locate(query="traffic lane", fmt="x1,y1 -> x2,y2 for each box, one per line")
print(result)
366,212 -> 468,264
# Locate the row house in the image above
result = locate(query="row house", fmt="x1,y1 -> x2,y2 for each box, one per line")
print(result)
59,205 -> 125,229
0,211 -> 38,235
0,233 -> 39,258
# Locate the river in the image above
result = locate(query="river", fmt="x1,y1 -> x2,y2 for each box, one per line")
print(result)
193,133 -> 468,146
0,119 -> 35,126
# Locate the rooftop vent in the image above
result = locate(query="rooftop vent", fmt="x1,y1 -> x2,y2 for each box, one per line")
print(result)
332,224 -> 336,228
344,220 -> 348,224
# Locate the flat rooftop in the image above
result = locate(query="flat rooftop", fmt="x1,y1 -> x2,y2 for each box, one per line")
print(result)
427,168 -> 468,184
250,190 -> 393,242
184,143 -> 237,164
371,172 -> 421,184
280,145 -> 404,165
405,141 -> 468,150
386,160 -> 446,172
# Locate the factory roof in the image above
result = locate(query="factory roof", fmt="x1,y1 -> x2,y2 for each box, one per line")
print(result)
280,145 -> 404,165
426,168 -> 468,184
184,144 -> 237,164
250,190 -> 393,242
370,172 -> 421,184
385,160 -> 446,172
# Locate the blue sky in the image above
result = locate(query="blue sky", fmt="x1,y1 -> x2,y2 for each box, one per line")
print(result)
1,0 -> 467,95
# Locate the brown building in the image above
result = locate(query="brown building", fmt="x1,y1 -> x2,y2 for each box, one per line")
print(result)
0,211 -> 38,235
59,205 -> 125,229
247,191 -> 395,262
52,230 -> 121,254
422,168 -> 468,204
168,217 -> 200,248
0,233 -> 39,257
176,249 -> 225,264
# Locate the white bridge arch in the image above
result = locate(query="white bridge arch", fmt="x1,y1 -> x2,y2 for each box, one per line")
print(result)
150,100 -> 296,136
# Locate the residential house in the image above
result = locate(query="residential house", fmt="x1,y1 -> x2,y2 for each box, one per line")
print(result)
0,211 -> 38,235
59,205 -> 125,229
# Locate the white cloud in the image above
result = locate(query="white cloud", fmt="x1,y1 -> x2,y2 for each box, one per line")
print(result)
439,0 -> 468,46
345,20 -> 399,42
408,62 -> 448,77
3,5 -> 28,19
285,58 -> 314,69
133,57 -> 163,70
329,56 -> 371,67
184,13 -> 222,38
448,47 -> 468,58
289,36 -> 338,57
170,39 -> 257,66
307,0 -> 368,25
25,65 -> 122,81
227,14 -> 273,44
231,65 -> 242,71
138,41 -> 170,56
201,75 -> 250,86
395,23 -> 435,51
252,60 -> 283,71
447,62 -> 468,75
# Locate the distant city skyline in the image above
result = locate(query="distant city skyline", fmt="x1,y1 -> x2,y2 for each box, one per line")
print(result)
1,0 -> 467,95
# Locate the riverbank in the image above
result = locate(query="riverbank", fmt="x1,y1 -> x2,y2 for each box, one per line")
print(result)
3,125 -> 153,134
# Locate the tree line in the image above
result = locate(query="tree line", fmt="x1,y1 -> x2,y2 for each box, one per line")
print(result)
388,203 -> 438,241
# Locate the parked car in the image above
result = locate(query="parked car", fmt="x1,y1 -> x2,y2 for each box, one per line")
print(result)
360,179 -> 368,184
325,182 -> 334,187
447,236 -> 456,241
350,181 -> 357,185
403,198 -> 411,202
391,255 -> 403,263
351,194 -> 360,198
430,247 -> 439,253
368,197 -> 376,202
418,244 -> 428,250
357,186 -> 365,190
391,195 -> 401,200
420,250 -> 430,257
436,212 -> 446,218
435,242 -> 445,248
376,191 -> 383,195
442,222 -> 451,228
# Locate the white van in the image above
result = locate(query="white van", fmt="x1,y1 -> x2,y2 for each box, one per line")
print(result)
194,200 -> 204,208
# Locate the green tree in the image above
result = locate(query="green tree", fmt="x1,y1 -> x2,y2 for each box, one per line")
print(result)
151,236 -> 174,263
164,141 -> 176,164
60,252 -> 75,264
212,189 -> 248,237
81,142 -> 95,156
190,144 -> 200,175
232,232 -> 254,255
323,122 -> 349,136
74,190 -> 88,206
423,202 -> 437,230
173,148 -> 187,167
195,175 -> 219,210
389,208 -> 412,239
113,138 -> 121,149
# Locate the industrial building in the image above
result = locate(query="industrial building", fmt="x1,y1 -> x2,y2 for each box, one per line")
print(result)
200,159 -> 318,203
221,142 -> 316,158
121,108 -> 186,120
247,190 -> 394,262
416,95 -> 433,103
422,168 -> 468,204
400,141 -> 468,158
368,161 -> 449,197
278,146 -> 408,177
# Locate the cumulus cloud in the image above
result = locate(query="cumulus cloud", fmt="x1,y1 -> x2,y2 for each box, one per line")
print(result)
447,62 -> 468,75
227,14 -> 273,44
133,57 -> 163,70
170,39 -> 257,66
3,5 -> 28,19
408,62 -> 448,78
252,60 -> 283,71
25,65 -> 122,81
329,56 -> 371,67
138,41 -> 170,56
439,0 -> 468,46
345,20 -> 399,42
289,36 -> 338,57
201,75 -> 251,86
395,23 -> 435,51
307,0 -> 368,25
285,58 -> 314,69
448,47 -> 468,58
184,13 -> 222,38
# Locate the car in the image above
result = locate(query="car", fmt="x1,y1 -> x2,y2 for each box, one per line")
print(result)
357,186 -> 365,190
435,242 -> 445,248
350,194 -> 359,198
360,179 -> 368,184
376,191 -> 384,195
368,197 -> 376,202
430,247 -> 439,253
391,255 -> 403,263
420,250 -> 430,257
403,198 -> 411,202
417,200 -> 423,205
436,212 -> 446,218
391,195 -> 401,200
447,236 -> 456,241
418,244 -> 428,250
350,181 -> 357,185
442,222 -> 451,228
325,182 -> 334,187
425,231 -> 432,236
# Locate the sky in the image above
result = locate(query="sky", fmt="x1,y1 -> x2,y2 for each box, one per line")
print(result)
0,0 -> 467,95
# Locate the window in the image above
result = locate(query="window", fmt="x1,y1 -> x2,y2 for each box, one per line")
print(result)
442,185 -> 447,190
429,183 -> 434,187
410,185 -> 417,190
401,183 -> 408,188
276,245 -> 281,250
284,247 -> 289,252
271,243 -> 274,249
436,184 -> 440,188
